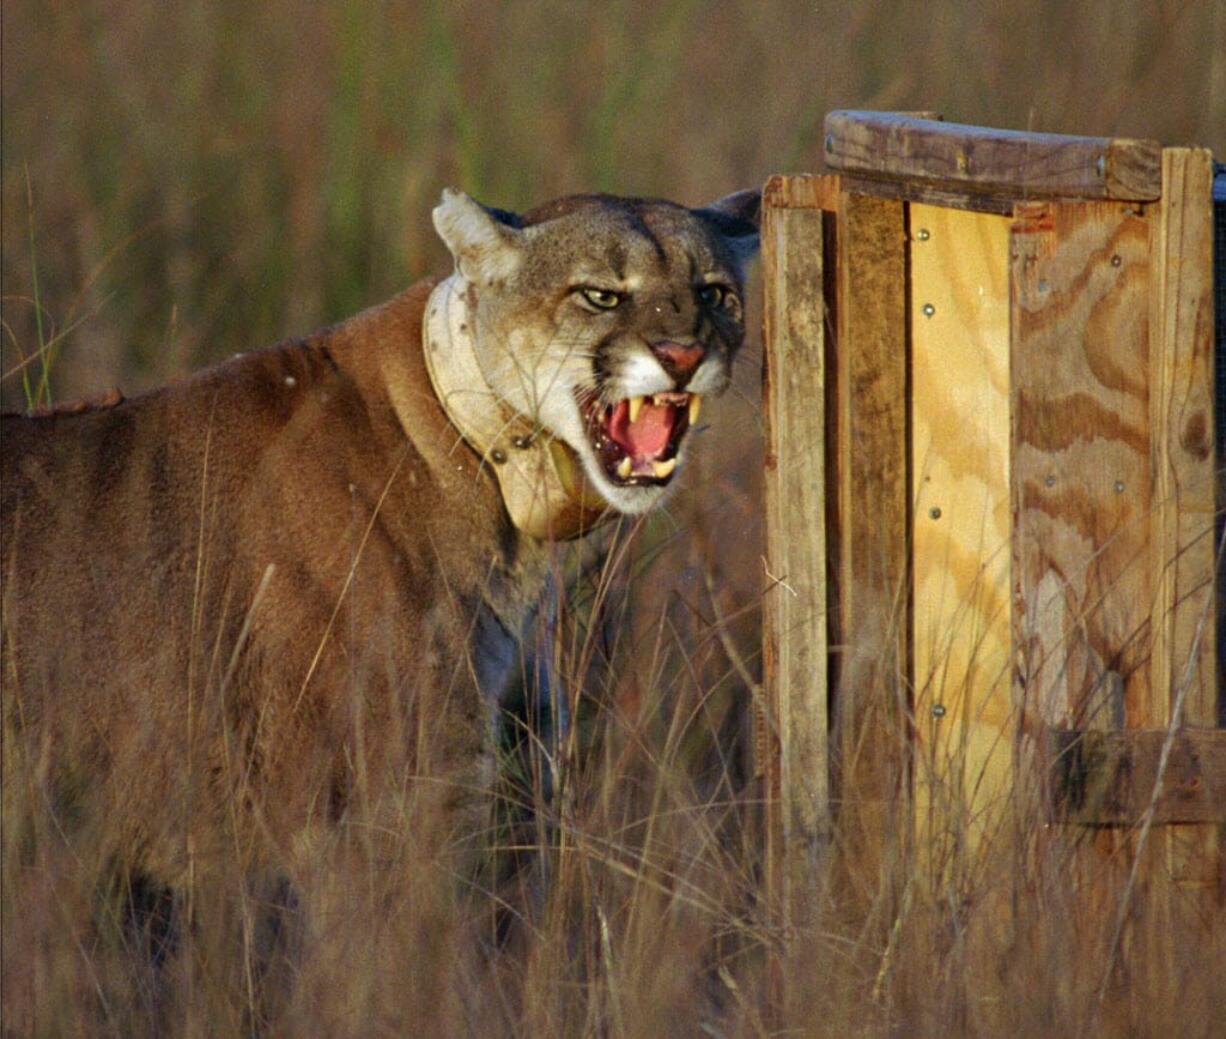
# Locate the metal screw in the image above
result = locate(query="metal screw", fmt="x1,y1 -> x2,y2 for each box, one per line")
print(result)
932,703 -> 947,718
511,434 -> 533,449
1114,480 -> 1125,493
916,228 -> 931,241
1111,254 -> 1122,267
922,303 -> 936,317
490,448 -> 507,465
929,506 -> 942,520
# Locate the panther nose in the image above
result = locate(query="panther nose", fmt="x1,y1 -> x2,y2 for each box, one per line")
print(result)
649,340 -> 705,380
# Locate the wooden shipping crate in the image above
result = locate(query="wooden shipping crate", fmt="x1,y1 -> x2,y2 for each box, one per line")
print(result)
760,112 -> 1223,971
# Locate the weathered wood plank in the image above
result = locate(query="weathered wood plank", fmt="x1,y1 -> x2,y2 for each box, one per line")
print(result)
764,173 -> 839,212
909,204 -> 1013,857
825,111 -> 1162,202
1049,728 -> 1226,824
1149,147 -> 1219,732
1010,201 -> 1153,735
1149,147 -> 1221,890
837,173 -> 1020,217
833,190 -> 909,905
761,188 -> 829,932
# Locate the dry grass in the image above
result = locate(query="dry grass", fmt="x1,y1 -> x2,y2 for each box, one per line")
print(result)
5,512 -> 1223,1037
3,1 -> 1225,1035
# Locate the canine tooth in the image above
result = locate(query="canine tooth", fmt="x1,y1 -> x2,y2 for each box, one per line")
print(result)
617,456 -> 633,479
628,395 -> 644,423
653,457 -> 677,479
688,394 -> 701,424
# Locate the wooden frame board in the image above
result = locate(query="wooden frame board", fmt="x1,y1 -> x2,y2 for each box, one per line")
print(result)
762,175 -> 832,935
825,110 -> 1162,202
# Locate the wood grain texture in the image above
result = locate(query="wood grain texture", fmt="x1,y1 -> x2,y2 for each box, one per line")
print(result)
825,111 -> 1162,202
909,205 -> 1013,853
1010,201 -> 1153,735
763,173 -> 839,212
1149,148 -> 1218,730
761,192 -> 829,932
1049,728 -> 1226,824
1148,147 -> 1221,890
1009,200 -> 1160,984
834,190 -> 909,904
837,173 -> 1020,217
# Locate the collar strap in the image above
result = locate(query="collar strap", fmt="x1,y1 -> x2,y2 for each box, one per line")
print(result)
422,275 -> 610,541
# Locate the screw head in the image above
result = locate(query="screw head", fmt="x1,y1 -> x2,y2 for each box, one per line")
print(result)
929,506 -> 942,520
490,448 -> 507,465
932,703 -> 947,718
916,228 -> 931,241
922,303 -> 936,317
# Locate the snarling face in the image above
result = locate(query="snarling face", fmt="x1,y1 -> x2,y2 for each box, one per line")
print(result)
433,189 -> 759,515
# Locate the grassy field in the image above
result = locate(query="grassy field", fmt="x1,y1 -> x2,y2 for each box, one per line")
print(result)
3,1 -> 1225,1035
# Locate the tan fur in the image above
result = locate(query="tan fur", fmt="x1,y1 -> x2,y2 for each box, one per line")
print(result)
1,190 -> 759,892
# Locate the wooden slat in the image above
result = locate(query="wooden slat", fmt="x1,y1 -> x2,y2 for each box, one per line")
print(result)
835,173 -> 1020,217
909,205 -> 1013,859
833,191 -> 909,905
761,179 -> 830,935
1010,200 -> 1152,735
763,173 -> 839,212
1149,148 -> 1219,734
1049,729 -> 1226,824
825,111 -> 1162,202
1149,147 -> 1221,890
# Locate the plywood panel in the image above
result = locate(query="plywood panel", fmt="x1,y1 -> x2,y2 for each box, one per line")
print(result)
909,205 -> 1013,860
1010,200 -> 1155,973
1010,201 -> 1152,733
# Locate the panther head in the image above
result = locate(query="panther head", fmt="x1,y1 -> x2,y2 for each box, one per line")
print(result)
432,188 -> 759,516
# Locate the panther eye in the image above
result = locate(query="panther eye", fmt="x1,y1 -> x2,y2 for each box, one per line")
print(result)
698,284 -> 731,309
577,287 -> 622,310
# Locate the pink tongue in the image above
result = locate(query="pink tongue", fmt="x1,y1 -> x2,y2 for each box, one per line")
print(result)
609,399 -> 674,459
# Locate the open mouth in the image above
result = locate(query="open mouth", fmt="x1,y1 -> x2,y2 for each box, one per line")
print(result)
578,390 -> 700,486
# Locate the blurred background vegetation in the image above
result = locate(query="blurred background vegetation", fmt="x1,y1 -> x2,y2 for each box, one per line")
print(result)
2,0 -> 1223,407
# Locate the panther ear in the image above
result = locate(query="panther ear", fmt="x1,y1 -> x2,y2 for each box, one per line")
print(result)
694,188 -> 761,268
433,189 -> 524,284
